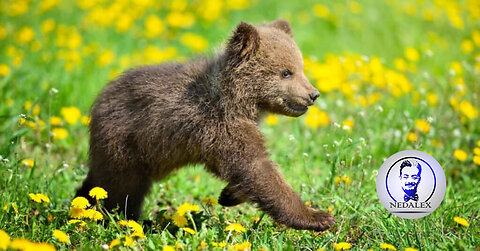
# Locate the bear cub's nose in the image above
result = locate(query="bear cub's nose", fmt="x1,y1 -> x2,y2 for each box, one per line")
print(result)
309,90 -> 320,102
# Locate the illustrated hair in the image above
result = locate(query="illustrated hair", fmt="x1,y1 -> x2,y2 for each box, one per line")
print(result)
399,160 -> 422,176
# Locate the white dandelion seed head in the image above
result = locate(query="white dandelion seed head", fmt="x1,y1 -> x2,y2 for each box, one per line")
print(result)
289,134 -> 295,141
336,99 -> 344,107
453,129 -> 461,137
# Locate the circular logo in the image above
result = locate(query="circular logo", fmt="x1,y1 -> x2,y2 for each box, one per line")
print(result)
376,150 -> 446,219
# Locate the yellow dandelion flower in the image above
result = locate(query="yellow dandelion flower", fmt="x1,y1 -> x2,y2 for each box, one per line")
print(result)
229,241 -> 251,251
109,238 -> 120,249
49,116 -> 62,126
84,209 -> 103,221
172,213 -> 188,227
265,114 -> 279,126
180,33 -> 208,52
201,197 -> 218,206
177,202 -> 200,216
0,26 -> 5,40
211,241 -> 226,247
226,0 -> 250,10
334,176 -> 341,185
0,229 -> 10,250
404,248 -> 419,251
53,229 -> 70,244
127,220 -> 143,234
473,156 -> 480,165
313,4 -> 330,18
68,207 -> 85,219
414,119 -> 430,133
9,239 -> 35,250
404,47 -> 419,62
131,231 -> 146,239
473,147 -> 480,156
52,128 -> 68,140
24,101 -> 40,116
183,227 -> 196,234
163,245 -> 175,251
89,187 -> 108,200
17,27 -> 35,44
41,19 -> 55,34
407,132 -> 417,142
305,106 -> 329,129
61,106 -> 81,124
118,220 -> 144,234
29,193 -> 50,204
333,242 -> 352,250
3,203 -> 18,214
461,40 -> 474,54
97,50 -> 115,67
110,235 -> 134,248
341,175 -> 352,185
453,149 -> 467,162
145,15 -> 165,38
22,159 -> 34,168
342,118 -> 354,132
453,216 -> 469,227
166,12 -> 195,28
81,115 -> 91,126
225,222 -> 246,233
450,61 -> 463,75
459,101 -> 478,119
348,1 -> 362,14
0,64 -> 10,76
426,92 -> 438,106
71,196 -> 90,209
380,243 -> 396,250
68,219 -> 86,226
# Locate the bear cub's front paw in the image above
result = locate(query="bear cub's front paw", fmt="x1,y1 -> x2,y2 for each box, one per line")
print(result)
309,209 -> 335,231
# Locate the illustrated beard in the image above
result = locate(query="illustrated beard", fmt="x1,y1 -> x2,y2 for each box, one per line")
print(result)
402,182 -> 418,196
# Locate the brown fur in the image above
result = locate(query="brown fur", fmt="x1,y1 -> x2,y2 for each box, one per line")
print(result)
76,19 -> 334,231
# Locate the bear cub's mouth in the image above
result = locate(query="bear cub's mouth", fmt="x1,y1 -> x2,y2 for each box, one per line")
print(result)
283,99 -> 310,114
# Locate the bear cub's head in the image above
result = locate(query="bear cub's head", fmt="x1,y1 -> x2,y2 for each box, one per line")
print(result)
226,19 -> 319,117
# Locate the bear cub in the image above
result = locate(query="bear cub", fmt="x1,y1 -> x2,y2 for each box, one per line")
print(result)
76,19 -> 335,231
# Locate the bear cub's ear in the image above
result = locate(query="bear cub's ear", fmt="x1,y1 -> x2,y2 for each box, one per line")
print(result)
269,19 -> 293,37
227,22 -> 260,60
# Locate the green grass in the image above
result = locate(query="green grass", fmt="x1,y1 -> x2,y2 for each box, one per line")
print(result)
1,0 -> 479,250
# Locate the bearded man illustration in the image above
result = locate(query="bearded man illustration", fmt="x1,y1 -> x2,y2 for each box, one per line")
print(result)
399,160 -> 422,202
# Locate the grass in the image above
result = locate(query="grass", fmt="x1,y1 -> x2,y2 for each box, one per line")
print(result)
1,0 -> 479,250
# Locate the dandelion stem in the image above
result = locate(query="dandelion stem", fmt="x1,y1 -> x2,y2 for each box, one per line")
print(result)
188,213 -> 197,233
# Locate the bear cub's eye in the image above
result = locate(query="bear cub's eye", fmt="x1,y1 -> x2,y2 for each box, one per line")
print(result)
282,70 -> 293,78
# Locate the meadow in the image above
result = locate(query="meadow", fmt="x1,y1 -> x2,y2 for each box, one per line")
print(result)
0,0 -> 479,250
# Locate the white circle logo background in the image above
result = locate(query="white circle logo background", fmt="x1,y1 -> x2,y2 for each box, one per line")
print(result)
376,150 -> 446,219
